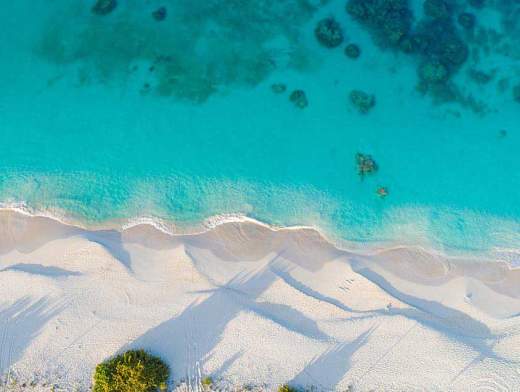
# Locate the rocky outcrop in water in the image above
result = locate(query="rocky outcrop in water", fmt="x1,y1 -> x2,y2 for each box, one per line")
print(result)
350,90 -> 376,113
345,0 -> 475,105
346,0 -> 413,48
290,90 -> 308,108
91,0 -> 117,15
314,17 -> 344,48
356,153 -> 378,177
152,7 -> 167,21
344,43 -> 361,59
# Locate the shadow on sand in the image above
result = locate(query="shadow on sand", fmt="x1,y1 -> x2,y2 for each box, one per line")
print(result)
124,266 -> 331,382
0,297 -> 63,377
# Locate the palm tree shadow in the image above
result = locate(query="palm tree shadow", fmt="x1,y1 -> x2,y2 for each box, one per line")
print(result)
350,258 -> 517,363
212,351 -> 243,378
81,230 -> 133,271
1,263 -> 81,277
125,267 -> 330,378
0,213 -> 132,273
0,297 -> 64,375
183,222 -> 341,271
124,270 -> 276,378
290,326 -> 377,390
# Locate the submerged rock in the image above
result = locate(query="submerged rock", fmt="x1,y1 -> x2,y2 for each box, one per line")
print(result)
423,0 -> 452,19
290,90 -> 308,108
314,18 -> 344,48
91,0 -> 117,15
514,84 -> 520,103
376,186 -> 389,198
346,0 -> 413,48
356,153 -> 378,177
413,19 -> 469,70
152,7 -> 167,21
140,82 -> 151,95
458,12 -> 476,30
271,83 -> 287,94
346,0 -> 472,105
350,90 -> 375,113
418,60 -> 449,84
344,43 -> 361,59
468,0 -> 485,9
468,69 -> 493,84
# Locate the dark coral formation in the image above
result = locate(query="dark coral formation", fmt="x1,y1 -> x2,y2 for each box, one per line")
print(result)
344,43 -> 361,59
458,12 -> 476,30
346,0 -> 472,104
290,90 -> 308,108
412,19 -> 468,84
346,0 -> 413,48
468,69 -> 494,84
468,0 -> 485,9
271,83 -> 287,94
356,153 -> 378,177
152,7 -> 167,21
314,17 -> 344,48
514,84 -> 520,103
350,90 -> 375,113
92,0 -> 117,16
423,0 -> 452,19
410,3 -> 470,102
418,60 -> 449,84
376,186 -> 389,198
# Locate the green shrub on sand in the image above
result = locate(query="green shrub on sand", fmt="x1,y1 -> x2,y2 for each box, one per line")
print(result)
93,349 -> 169,392
278,385 -> 298,392
201,376 -> 213,386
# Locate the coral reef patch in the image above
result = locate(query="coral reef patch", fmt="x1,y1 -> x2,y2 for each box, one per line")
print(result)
344,43 -> 361,59
289,89 -> 309,108
343,0 -> 512,109
355,153 -> 378,178
152,7 -> 167,22
37,0 -> 320,102
314,17 -> 344,48
92,0 -> 117,16
346,0 -> 413,48
350,90 -> 375,113
514,83 -> 520,103
271,83 -> 287,94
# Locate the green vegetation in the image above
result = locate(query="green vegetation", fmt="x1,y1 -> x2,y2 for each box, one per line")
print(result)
278,385 -> 298,392
93,349 -> 169,392
201,376 -> 213,386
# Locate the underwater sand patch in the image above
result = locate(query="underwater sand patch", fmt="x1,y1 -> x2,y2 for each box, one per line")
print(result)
36,0 -> 320,102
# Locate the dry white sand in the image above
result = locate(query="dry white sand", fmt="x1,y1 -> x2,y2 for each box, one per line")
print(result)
1,210 -> 520,391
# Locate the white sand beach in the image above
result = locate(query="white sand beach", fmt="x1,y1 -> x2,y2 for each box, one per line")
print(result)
1,210 -> 520,391
1,0 -> 520,390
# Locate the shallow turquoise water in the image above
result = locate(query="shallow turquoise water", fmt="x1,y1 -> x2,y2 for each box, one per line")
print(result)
0,0 -> 519,252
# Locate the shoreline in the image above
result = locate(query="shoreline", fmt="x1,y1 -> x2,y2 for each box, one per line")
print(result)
2,208 -> 520,390
1,203 -> 518,268
3,206 -> 520,302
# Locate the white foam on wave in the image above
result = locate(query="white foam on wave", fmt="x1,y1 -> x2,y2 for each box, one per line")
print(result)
202,213 -> 318,232
0,203 -> 517,270
0,200 -> 72,226
121,215 -> 176,235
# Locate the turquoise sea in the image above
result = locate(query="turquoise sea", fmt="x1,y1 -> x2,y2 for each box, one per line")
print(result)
0,0 -> 519,254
